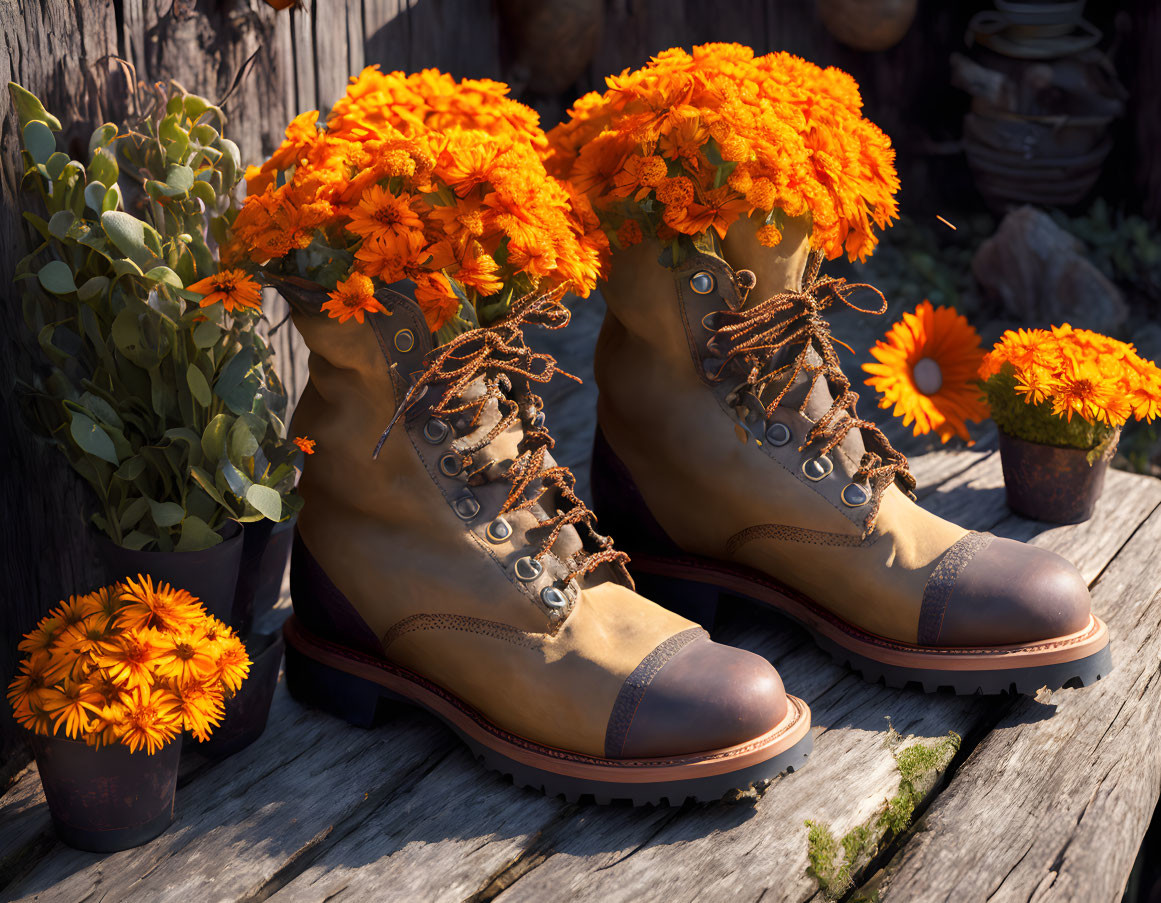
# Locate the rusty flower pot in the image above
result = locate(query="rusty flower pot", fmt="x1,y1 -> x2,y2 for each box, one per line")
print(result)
998,430 -> 1118,524
29,734 -> 180,852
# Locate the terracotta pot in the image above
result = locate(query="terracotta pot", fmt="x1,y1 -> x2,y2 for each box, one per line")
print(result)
29,733 -> 179,852
817,0 -> 918,52
998,430 -> 1117,523
196,630 -> 284,761
98,521 -> 244,622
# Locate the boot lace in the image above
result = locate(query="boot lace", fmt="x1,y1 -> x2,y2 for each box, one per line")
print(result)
376,289 -> 631,587
706,250 -> 916,535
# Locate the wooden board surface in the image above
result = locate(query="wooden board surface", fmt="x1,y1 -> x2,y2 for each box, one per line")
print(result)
1,437 -> 1157,903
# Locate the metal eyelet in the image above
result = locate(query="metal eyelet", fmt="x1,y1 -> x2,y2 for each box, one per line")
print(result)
423,419 -> 449,444
485,518 -> 512,544
766,422 -> 792,447
514,556 -> 543,582
689,271 -> 715,295
541,586 -> 569,610
394,329 -> 415,353
452,492 -> 480,520
802,455 -> 833,481
842,483 -> 870,507
439,454 -> 463,477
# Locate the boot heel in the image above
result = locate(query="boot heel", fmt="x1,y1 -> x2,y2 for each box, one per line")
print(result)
284,640 -> 398,728
633,570 -> 721,631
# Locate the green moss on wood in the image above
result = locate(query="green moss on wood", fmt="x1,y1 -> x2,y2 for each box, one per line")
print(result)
805,725 -> 961,900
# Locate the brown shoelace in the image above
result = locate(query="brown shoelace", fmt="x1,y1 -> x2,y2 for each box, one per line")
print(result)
706,251 -> 915,535
376,289 -> 631,586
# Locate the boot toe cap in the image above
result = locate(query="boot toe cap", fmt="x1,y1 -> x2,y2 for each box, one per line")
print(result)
930,537 -> 1092,647
607,635 -> 788,759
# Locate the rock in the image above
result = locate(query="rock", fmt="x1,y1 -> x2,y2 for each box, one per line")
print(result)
972,206 -> 1128,333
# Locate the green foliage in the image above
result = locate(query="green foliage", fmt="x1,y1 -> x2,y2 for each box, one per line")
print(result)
805,726 -> 961,900
1051,199 -> 1161,305
982,366 -> 1115,454
11,81 -> 302,552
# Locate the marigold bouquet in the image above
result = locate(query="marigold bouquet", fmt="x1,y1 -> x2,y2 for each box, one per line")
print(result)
8,577 -> 250,753
545,43 -> 900,266
979,325 -> 1161,456
229,67 -> 601,341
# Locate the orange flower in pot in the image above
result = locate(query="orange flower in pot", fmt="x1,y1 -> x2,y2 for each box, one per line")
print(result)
8,578 -> 250,852
979,325 -> 1161,523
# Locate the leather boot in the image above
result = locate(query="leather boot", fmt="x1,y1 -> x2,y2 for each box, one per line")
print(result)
276,280 -> 810,804
591,217 -> 1111,695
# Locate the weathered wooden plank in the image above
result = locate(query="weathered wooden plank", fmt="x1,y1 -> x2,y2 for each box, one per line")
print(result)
473,468 -> 1160,903
180,462 -> 1150,903
867,503 -> 1161,903
0,683 -> 459,902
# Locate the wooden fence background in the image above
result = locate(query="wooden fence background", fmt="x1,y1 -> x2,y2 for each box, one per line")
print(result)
2,0 -> 1158,780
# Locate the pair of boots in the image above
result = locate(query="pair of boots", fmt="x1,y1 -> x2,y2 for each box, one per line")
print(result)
278,217 -> 1110,806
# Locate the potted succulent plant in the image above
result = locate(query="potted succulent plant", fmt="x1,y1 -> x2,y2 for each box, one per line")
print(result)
11,81 -> 302,755
6,578 -> 250,851
980,325 -> 1161,523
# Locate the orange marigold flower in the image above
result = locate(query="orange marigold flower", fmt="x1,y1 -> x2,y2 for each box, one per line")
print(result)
617,220 -> 644,248
294,436 -> 316,455
323,272 -> 387,324
655,176 -> 695,207
187,269 -> 263,314
455,247 -> 504,297
756,222 -> 783,247
413,272 -> 462,332
745,178 -> 776,211
345,185 -> 425,244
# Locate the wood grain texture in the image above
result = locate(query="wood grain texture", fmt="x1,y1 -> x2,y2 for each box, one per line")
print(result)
3,450 -> 1149,903
871,503 -> 1161,903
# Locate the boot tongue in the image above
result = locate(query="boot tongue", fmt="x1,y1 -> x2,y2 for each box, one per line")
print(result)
715,218 -> 868,465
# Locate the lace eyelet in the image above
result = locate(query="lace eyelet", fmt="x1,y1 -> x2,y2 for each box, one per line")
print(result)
486,518 -> 512,543
842,483 -> 870,507
394,329 -> 415,353
766,422 -> 792,447
439,454 -> 463,477
802,456 -> 833,481
452,492 -> 480,520
515,556 -> 543,582
423,419 -> 449,444
689,271 -> 715,295
541,586 -> 569,610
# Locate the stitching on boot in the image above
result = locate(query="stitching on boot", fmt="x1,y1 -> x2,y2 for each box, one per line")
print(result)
603,627 -> 707,759
918,532 -> 996,646
726,523 -> 871,556
381,613 -> 544,652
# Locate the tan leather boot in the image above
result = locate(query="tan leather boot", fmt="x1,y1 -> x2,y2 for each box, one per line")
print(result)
592,217 -> 1111,695
276,280 -> 810,804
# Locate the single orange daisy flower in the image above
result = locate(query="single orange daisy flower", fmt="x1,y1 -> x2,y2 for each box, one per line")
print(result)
153,627 -> 217,684
118,575 -> 203,633
92,629 -> 163,690
863,300 -> 989,445
323,272 -> 387,324
171,680 -> 225,742
187,269 -> 263,314
114,686 -> 181,755
345,185 -> 424,244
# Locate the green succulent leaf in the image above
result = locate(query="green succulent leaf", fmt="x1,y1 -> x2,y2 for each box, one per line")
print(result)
245,483 -> 282,521
69,411 -> 119,465
38,260 -> 77,294
148,498 -> 185,528
202,413 -> 231,462
186,363 -> 212,407
22,120 -> 56,165
77,275 -> 109,302
101,210 -> 152,265
119,531 -> 155,551
47,210 -> 75,239
84,181 -> 107,212
87,146 -> 118,187
175,515 -> 223,552
9,82 -> 62,130
143,266 -> 183,289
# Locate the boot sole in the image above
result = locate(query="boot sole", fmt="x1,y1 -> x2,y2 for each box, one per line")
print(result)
630,555 -> 1112,696
282,615 -> 812,806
